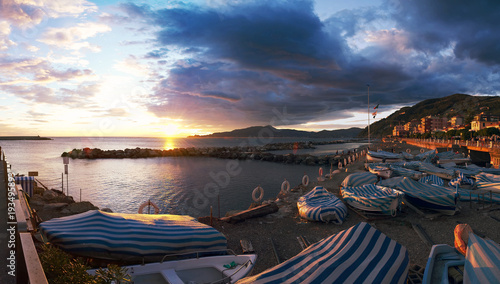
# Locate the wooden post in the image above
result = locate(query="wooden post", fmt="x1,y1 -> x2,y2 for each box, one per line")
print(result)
61,173 -> 64,191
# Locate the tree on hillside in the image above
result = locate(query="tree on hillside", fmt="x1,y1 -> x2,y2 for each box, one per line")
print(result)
476,127 -> 500,137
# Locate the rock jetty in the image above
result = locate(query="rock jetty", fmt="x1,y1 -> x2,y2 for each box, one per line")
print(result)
61,140 -> 365,166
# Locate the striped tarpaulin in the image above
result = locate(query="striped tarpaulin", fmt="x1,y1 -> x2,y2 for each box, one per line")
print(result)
39,210 -> 227,261
463,233 -> 500,284
236,222 -> 409,284
341,184 -> 403,215
15,176 -> 34,197
448,172 -> 475,188
390,166 -> 424,179
419,174 -> 444,186
341,172 -> 378,188
297,186 -> 347,224
395,177 -> 458,215
475,173 -> 500,193
458,188 -> 500,203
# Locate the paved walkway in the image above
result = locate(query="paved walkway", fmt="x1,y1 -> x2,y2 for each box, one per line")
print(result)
1,161 -> 16,283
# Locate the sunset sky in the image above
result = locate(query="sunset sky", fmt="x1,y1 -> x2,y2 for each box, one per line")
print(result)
1,0 -> 499,137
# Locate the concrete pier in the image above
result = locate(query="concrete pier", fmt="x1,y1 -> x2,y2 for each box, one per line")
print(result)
1,160 -> 16,283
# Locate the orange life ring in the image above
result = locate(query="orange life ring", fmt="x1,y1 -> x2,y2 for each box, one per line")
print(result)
252,186 -> 264,202
338,162 -> 343,169
319,167 -> 323,176
302,175 -> 309,186
138,200 -> 160,214
281,180 -> 290,193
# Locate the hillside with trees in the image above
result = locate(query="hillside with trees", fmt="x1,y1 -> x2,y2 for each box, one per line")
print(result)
359,94 -> 500,138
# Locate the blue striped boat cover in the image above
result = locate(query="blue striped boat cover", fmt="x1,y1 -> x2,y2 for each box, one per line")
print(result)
401,161 -> 423,170
414,149 -> 437,162
466,164 -> 500,175
419,174 -> 444,186
297,186 -> 347,224
463,233 -> 500,283
15,176 -> 34,197
341,184 -> 403,215
475,173 -> 500,193
458,188 -> 500,203
395,177 -> 457,215
448,172 -> 475,188
341,172 -> 378,187
39,210 -> 227,261
236,222 -> 409,284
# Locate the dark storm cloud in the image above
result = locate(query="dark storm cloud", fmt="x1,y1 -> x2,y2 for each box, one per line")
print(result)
388,0 -> 500,65
121,0 -> 500,128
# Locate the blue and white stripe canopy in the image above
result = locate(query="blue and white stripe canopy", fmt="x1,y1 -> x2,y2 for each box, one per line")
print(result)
464,233 -> 500,283
341,184 -> 403,215
475,172 -> 500,193
419,174 -> 444,186
448,172 -> 475,188
341,172 -> 378,188
237,222 -> 409,284
297,186 -> 347,224
39,210 -> 227,261
15,176 -> 34,197
395,177 -> 458,215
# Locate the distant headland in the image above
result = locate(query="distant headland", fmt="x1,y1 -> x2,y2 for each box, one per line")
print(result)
0,136 -> 52,140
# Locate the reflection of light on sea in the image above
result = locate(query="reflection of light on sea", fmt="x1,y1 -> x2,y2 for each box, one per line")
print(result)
163,138 -> 177,150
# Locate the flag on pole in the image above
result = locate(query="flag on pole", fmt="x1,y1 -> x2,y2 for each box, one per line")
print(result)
372,111 -> 377,118
374,104 -> 379,110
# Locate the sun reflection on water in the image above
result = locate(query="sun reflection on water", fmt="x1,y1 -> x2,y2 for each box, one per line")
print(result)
163,138 -> 177,150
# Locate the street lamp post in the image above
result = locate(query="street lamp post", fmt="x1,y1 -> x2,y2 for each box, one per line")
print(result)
367,84 -> 370,147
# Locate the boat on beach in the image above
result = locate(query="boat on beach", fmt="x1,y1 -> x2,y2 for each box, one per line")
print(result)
366,150 -> 403,163
366,163 -> 393,179
87,250 -> 257,284
297,186 -> 348,224
236,222 -> 409,284
394,177 -> 458,215
39,210 -> 228,262
341,184 -> 403,216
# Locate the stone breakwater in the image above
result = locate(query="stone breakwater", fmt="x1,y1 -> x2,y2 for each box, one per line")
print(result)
61,140 -> 364,166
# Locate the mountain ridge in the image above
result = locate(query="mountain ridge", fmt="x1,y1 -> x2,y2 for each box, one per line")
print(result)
191,125 -> 363,138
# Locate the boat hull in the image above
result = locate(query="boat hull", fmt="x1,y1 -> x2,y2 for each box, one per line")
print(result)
88,253 -> 257,284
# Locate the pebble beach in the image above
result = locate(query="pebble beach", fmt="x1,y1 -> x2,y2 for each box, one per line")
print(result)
199,142 -> 500,277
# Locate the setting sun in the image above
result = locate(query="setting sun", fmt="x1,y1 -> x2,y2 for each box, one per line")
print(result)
163,124 -> 180,138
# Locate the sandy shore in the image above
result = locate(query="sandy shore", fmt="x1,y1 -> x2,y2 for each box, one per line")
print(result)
199,142 -> 500,276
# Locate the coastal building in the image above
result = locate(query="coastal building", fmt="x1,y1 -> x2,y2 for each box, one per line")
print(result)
420,116 -> 448,133
450,115 -> 464,127
392,125 -> 407,137
404,119 -> 420,134
471,113 -> 500,131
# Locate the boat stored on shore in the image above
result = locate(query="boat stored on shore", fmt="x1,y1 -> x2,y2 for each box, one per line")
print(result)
236,222 -> 409,284
39,210 -> 227,262
395,177 -> 458,215
87,250 -> 257,284
341,184 -> 403,216
297,186 -> 347,224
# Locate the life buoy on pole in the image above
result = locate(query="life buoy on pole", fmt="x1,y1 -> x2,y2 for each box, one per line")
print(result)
420,148 -> 425,153
319,167 -> 323,176
252,186 -> 264,202
406,149 -> 411,154
338,162 -> 343,169
302,175 -> 309,186
281,179 -> 290,193
138,200 -> 160,214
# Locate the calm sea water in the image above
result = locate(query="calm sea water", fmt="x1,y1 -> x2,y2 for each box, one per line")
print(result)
0,137 -> 366,217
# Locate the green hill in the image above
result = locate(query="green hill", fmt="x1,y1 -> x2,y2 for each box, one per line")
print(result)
359,94 -> 500,138
193,125 -> 363,138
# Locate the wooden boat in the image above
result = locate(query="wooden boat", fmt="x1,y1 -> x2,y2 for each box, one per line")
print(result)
297,186 -> 347,224
341,184 -> 403,216
88,250 -> 257,284
39,210 -> 227,262
237,222 -> 409,284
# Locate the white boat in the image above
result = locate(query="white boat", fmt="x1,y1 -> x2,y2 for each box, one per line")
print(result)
367,164 -> 393,179
366,150 -> 403,163
87,251 -> 257,284
422,244 -> 465,284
